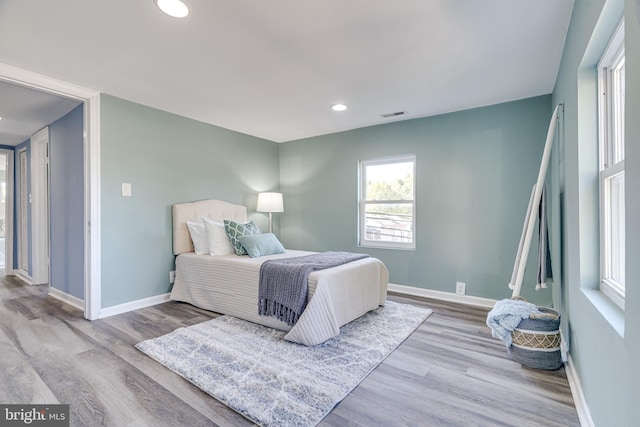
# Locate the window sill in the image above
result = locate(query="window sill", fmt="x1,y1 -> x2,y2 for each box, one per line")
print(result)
358,243 -> 416,251
581,288 -> 625,337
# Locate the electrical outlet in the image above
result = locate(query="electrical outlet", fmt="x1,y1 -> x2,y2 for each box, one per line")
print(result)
169,270 -> 176,284
456,281 -> 466,295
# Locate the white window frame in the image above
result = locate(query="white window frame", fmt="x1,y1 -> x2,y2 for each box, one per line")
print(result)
358,155 -> 416,250
597,18 -> 625,310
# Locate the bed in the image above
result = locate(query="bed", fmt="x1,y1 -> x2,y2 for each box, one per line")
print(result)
169,199 -> 389,346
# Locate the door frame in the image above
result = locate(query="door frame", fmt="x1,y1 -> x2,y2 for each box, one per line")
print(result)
0,63 -> 101,320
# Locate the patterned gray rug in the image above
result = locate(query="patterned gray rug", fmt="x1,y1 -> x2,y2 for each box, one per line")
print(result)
136,301 -> 432,427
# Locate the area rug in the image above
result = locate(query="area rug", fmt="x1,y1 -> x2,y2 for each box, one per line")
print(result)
136,301 -> 431,427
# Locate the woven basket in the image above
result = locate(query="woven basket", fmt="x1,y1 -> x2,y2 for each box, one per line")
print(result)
510,307 -> 562,370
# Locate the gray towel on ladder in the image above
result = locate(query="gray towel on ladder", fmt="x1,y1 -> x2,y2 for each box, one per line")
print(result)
537,186 -> 553,289
508,185 -> 553,291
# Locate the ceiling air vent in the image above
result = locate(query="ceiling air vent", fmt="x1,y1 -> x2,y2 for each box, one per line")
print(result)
380,111 -> 407,118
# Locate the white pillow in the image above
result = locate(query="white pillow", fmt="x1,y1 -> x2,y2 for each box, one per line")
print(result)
186,220 -> 209,255
202,218 -> 235,256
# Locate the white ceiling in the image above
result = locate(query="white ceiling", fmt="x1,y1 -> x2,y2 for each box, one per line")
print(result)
0,81 -> 81,146
0,0 -> 574,143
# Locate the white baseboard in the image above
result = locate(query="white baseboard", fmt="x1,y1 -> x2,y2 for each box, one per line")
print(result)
388,283 -> 497,308
565,354 -> 594,427
48,287 -> 84,311
99,293 -> 171,319
560,330 -> 569,363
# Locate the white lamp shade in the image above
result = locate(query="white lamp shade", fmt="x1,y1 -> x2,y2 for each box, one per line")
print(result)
257,192 -> 284,213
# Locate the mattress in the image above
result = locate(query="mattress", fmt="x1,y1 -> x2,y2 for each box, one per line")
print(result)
170,249 -> 389,345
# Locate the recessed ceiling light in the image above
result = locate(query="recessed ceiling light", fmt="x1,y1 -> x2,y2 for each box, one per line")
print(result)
155,0 -> 189,18
331,104 -> 348,112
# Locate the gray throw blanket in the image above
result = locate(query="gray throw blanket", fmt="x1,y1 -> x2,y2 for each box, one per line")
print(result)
258,251 -> 369,326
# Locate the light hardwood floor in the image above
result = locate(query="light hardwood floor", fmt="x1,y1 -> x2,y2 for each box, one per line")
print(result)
0,275 -> 579,426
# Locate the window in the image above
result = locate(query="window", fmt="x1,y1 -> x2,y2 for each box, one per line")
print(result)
359,155 -> 415,249
598,19 -> 625,309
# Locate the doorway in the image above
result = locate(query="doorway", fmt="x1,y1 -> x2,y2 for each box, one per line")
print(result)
0,64 -> 100,319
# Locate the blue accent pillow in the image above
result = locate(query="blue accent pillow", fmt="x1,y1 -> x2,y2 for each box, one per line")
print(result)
237,233 -> 285,258
224,220 -> 261,255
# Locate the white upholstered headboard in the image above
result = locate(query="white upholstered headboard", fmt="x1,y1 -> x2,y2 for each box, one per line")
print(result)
172,199 -> 248,255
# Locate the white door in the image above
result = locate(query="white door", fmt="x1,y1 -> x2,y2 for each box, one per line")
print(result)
15,128 -> 50,285
31,127 -> 50,285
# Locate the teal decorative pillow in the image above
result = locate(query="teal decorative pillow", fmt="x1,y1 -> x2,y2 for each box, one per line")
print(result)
224,220 -> 261,255
238,233 -> 285,258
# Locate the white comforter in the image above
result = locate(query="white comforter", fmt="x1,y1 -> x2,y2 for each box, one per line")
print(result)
170,250 -> 388,345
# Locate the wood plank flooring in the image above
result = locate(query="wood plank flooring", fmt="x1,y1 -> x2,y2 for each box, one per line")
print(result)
0,275 -> 580,426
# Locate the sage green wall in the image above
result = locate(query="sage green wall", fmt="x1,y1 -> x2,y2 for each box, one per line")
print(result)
551,0 -> 639,424
279,95 -> 553,306
625,0 -> 640,422
100,95 -> 279,307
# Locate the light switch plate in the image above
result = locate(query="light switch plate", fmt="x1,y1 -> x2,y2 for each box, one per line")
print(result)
122,183 -> 132,197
